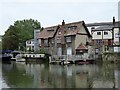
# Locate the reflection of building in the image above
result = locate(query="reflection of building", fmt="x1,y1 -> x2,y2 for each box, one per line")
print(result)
39,20 -> 92,55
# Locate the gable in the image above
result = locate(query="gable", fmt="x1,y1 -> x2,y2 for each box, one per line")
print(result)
77,25 -> 87,34
77,22 -> 92,37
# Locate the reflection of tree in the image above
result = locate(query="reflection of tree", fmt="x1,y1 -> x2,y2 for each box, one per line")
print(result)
101,63 -> 115,80
2,63 -> 34,88
91,63 -> 116,88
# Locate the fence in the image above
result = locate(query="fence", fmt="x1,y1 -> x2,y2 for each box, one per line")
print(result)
52,55 -> 94,61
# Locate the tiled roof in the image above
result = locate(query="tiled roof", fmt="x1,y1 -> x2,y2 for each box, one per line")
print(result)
61,21 -> 83,36
86,21 -> 120,27
39,26 -> 58,39
94,25 -> 113,30
39,21 -> 91,39
76,44 -> 88,50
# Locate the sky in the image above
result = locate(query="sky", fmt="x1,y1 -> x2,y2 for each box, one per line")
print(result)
0,0 -> 119,35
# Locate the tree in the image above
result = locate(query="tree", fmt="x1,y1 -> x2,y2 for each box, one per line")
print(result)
2,19 -> 41,50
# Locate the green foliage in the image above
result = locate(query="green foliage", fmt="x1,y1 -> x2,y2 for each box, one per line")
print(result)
2,19 -> 41,50
39,47 -> 46,54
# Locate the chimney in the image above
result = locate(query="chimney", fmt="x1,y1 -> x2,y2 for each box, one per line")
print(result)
62,20 -> 65,26
113,17 -> 115,25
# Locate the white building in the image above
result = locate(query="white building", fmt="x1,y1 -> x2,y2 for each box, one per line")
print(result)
87,18 -> 120,52
26,39 -> 34,51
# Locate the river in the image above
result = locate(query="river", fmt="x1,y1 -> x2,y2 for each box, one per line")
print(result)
1,61 -> 120,89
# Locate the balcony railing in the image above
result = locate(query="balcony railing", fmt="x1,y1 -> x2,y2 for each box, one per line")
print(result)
52,55 -> 94,61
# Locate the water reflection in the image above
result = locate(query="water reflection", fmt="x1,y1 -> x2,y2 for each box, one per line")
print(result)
2,62 -> 119,88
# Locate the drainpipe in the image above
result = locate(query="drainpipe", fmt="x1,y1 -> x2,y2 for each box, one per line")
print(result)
102,30 -> 104,53
61,20 -> 66,55
112,17 -> 115,52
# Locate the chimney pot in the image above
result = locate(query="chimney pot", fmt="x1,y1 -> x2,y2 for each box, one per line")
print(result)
62,20 -> 65,26
113,17 -> 115,25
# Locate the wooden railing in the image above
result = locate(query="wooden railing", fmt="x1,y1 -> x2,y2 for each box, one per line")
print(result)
52,55 -> 94,61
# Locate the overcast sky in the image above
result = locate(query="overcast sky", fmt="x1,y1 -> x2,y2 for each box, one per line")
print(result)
0,0 -> 119,35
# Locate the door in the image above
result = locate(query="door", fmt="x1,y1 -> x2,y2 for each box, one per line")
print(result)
67,47 -> 72,55
57,47 -> 62,55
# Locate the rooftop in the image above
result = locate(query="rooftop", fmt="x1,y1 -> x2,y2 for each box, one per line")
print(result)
39,21 -> 91,39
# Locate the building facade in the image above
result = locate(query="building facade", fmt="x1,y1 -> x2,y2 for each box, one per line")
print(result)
39,20 -> 92,55
88,18 -> 120,53
26,39 -> 34,52
34,29 -> 40,53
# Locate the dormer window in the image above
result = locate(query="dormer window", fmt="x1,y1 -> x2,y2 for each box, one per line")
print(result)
47,29 -> 54,31
68,26 -> 77,30
104,31 -> 108,35
97,32 -> 101,35
91,27 -> 95,30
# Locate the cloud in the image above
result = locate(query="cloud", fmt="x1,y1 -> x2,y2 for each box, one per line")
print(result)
0,1 -> 119,35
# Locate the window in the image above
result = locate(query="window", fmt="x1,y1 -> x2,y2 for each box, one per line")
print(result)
51,39 -> 54,44
96,40 -> 102,45
58,30 -> 61,35
56,37 -> 61,43
104,31 -> 108,35
115,33 -> 120,38
66,36 -> 71,42
68,26 -> 77,30
97,32 -> 101,35
27,41 -> 31,44
44,39 -> 48,46
44,39 -> 48,44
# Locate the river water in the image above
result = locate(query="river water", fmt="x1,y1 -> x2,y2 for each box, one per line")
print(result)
1,61 -> 120,89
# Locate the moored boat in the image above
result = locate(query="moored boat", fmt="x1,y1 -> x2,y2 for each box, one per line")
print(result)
0,50 -> 12,63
